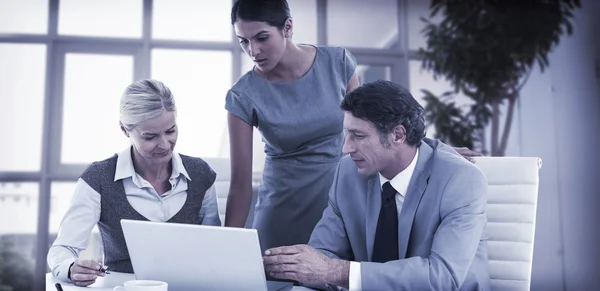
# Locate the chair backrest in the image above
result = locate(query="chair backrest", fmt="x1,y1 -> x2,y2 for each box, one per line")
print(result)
473,157 -> 542,291
208,158 -> 231,226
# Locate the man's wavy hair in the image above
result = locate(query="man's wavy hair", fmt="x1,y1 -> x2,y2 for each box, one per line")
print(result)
340,80 -> 426,147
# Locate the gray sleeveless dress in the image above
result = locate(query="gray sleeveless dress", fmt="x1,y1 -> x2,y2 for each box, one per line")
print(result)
225,46 -> 356,251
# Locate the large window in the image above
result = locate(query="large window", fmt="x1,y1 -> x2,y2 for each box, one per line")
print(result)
0,44 -> 46,172
0,0 -> 48,34
0,182 -> 39,269
152,0 -> 231,42
60,53 -> 134,164
288,0 -> 318,45
58,0 -> 143,38
0,1 -> 428,288
357,65 -> 392,85
49,182 -> 77,234
327,0 -> 398,48
151,49 -> 232,158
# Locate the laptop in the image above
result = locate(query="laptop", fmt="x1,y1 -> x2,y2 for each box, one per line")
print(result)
120,219 -> 293,291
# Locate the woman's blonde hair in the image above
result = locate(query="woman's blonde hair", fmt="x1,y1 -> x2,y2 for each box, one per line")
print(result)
119,79 -> 176,130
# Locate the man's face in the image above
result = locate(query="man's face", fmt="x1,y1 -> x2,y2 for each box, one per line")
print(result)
342,112 -> 397,177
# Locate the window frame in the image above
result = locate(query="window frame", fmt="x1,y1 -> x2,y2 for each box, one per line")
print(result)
50,42 -> 144,177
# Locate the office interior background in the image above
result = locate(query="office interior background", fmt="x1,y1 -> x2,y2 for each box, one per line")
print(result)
0,0 -> 599,290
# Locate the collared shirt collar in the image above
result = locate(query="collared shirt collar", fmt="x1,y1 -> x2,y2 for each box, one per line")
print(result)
379,148 -> 419,197
113,146 -> 191,182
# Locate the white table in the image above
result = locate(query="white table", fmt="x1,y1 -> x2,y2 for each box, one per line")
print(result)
46,273 -> 315,291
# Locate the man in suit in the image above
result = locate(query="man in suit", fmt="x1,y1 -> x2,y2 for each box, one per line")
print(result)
263,80 -> 490,290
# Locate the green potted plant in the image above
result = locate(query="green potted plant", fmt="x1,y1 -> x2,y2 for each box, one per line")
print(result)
419,0 -> 581,156
0,239 -> 34,291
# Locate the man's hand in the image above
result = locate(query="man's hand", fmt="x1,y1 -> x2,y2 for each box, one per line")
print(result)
453,147 -> 483,163
68,259 -> 105,287
263,244 -> 350,288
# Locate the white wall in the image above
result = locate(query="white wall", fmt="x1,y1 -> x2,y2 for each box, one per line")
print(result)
508,1 -> 600,289
546,0 -> 600,288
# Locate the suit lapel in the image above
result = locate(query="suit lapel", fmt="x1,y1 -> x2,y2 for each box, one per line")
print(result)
397,141 -> 435,259
366,175 -> 381,261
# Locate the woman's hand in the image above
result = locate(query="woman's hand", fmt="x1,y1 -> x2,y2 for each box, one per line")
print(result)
453,147 -> 483,163
68,259 -> 105,287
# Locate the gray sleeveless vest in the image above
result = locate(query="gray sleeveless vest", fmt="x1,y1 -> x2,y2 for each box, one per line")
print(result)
80,153 -> 216,273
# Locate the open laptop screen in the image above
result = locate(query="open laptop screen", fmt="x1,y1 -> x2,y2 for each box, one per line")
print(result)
121,219 -> 292,291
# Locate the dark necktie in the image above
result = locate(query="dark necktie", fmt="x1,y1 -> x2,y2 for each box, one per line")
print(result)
372,181 -> 399,263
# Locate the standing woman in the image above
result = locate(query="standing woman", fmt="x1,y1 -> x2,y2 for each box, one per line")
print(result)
224,0 -> 359,252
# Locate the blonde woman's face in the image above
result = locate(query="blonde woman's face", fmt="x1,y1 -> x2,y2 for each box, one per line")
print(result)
125,111 -> 178,166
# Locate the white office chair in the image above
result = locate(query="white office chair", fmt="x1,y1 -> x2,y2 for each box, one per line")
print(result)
473,157 -> 542,291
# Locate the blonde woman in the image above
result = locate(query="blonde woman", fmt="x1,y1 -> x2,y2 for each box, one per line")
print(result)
48,79 -> 220,286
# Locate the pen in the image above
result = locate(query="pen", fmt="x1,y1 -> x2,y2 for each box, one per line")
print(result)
55,282 -> 64,291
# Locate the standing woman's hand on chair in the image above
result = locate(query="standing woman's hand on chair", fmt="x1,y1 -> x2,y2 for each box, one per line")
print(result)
68,259 -> 105,286
453,147 -> 483,163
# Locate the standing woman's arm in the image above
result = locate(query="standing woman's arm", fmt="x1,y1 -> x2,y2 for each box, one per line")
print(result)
346,72 -> 359,94
224,113 -> 254,227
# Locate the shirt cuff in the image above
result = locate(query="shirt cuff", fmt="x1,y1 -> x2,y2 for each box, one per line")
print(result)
53,259 -> 74,283
349,261 -> 362,291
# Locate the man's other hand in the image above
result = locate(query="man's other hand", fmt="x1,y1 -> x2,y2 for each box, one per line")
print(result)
453,146 -> 483,163
263,244 -> 348,286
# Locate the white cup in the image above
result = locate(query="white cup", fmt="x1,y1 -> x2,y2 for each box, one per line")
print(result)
113,280 -> 168,291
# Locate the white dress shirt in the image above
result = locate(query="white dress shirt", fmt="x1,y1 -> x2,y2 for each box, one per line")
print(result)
47,148 -> 221,282
348,148 -> 419,291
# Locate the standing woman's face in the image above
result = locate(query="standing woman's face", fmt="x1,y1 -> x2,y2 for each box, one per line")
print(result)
234,19 -> 291,73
